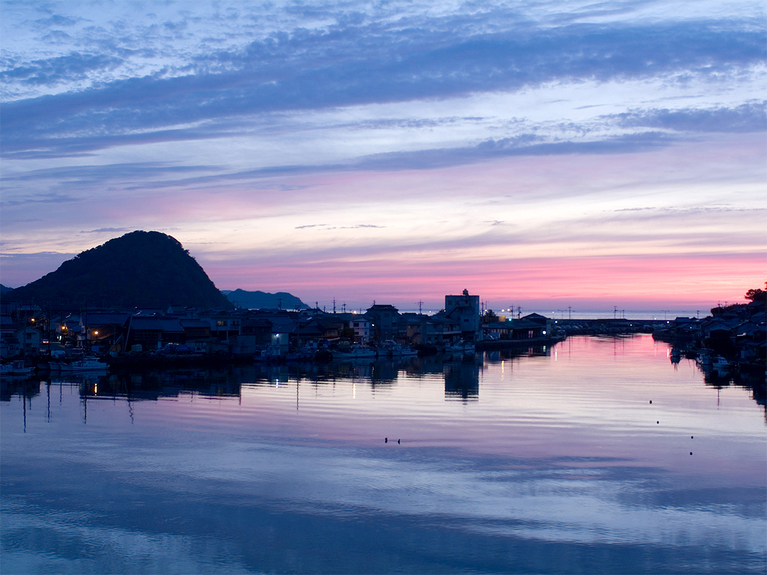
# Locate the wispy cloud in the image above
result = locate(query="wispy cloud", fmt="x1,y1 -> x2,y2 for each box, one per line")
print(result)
1,53 -> 124,86
81,227 -> 132,234
2,14 -> 763,155
0,1 -> 764,304
295,223 -> 384,230
612,101 -> 767,133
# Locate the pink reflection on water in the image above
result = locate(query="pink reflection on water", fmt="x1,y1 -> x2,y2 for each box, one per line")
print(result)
116,335 -> 767,489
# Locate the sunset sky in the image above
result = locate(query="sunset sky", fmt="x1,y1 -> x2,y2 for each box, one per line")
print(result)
1,0 -> 764,312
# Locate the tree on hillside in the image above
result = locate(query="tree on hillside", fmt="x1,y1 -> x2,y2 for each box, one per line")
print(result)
745,283 -> 766,303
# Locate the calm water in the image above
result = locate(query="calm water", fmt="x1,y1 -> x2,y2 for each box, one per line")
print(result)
2,336 -> 765,574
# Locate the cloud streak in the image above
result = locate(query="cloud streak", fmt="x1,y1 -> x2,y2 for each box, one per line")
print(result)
2,17 -> 764,153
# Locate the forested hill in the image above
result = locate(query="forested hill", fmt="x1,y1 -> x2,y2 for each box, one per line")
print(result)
5,231 -> 233,310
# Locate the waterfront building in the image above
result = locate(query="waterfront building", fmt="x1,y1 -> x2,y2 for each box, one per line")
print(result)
444,289 -> 481,341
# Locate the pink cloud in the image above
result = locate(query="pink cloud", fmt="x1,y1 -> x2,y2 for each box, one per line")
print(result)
203,252 -> 764,311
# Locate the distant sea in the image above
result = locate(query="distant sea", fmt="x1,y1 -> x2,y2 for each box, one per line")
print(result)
526,309 -> 706,321
400,309 -> 707,321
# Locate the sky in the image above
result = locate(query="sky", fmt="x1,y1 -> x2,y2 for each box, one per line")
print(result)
0,0 -> 765,312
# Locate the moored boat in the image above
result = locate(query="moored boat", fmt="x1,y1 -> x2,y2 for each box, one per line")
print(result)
332,345 -> 378,361
60,357 -> 108,371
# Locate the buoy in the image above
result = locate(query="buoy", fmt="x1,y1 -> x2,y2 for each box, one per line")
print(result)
690,452 -> 693,455
397,439 -> 400,444
649,400 -> 652,404
385,437 -> 388,443
657,421 -> 659,424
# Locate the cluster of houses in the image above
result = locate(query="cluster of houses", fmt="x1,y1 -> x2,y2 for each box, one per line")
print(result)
654,299 -> 766,371
1,290 -> 557,362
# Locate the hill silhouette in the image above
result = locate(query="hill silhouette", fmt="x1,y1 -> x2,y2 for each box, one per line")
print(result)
224,289 -> 308,310
6,231 -> 232,310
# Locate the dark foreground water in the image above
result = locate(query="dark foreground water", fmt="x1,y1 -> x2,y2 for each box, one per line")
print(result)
2,335 -> 765,574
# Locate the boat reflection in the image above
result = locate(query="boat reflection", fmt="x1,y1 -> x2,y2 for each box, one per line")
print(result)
2,338 -> 763,417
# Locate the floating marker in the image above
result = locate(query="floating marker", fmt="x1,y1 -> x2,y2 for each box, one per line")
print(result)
397,439 -> 400,444
649,400 -> 652,404
385,437 -> 388,443
690,452 -> 693,455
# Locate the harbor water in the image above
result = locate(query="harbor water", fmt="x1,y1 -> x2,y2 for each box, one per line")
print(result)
1,335 -> 765,574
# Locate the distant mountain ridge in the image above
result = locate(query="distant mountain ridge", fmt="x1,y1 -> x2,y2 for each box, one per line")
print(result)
224,289 -> 308,310
5,231 -> 232,310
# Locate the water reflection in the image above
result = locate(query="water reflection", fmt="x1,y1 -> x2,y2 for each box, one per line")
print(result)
1,336 -> 765,574
444,362 -> 480,401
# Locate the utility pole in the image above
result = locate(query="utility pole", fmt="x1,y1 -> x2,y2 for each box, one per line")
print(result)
333,298 -> 336,314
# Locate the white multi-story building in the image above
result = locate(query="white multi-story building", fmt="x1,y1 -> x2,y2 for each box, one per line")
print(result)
349,316 -> 371,343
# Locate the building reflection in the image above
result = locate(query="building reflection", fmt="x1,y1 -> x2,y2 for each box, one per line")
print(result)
0,377 -> 42,402
483,344 -> 552,363
2,339 -> 763,421
443,361 -> 480,401
76,368 -> 241,402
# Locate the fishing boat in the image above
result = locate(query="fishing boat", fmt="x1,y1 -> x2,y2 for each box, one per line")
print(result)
60,357 -> 108,371
712,355 -> 731,373
445,341 -> 475,356
380,341 -> 418,358
332,345 -> 378,361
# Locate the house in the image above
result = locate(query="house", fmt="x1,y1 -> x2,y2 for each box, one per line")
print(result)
424,314 -> 462,346
179,318 -> 214,352
201,312 -> 242,341
400,313 -> 425,344
126,316 -> 185,349
485,318 -> 547,341
261,312 -> 298,356
180,318 -> 212,341
79,312 -> 130,351
366,304 -> 400,342
348,315 -> 371,344
0,315 -> 21,358
230,317 -> 273,355
701,318 -> 735,340
55,314 -> 82,347
16,323 -> 41,355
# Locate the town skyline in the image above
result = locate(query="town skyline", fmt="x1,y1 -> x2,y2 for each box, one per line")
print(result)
1,1 -> 764,311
